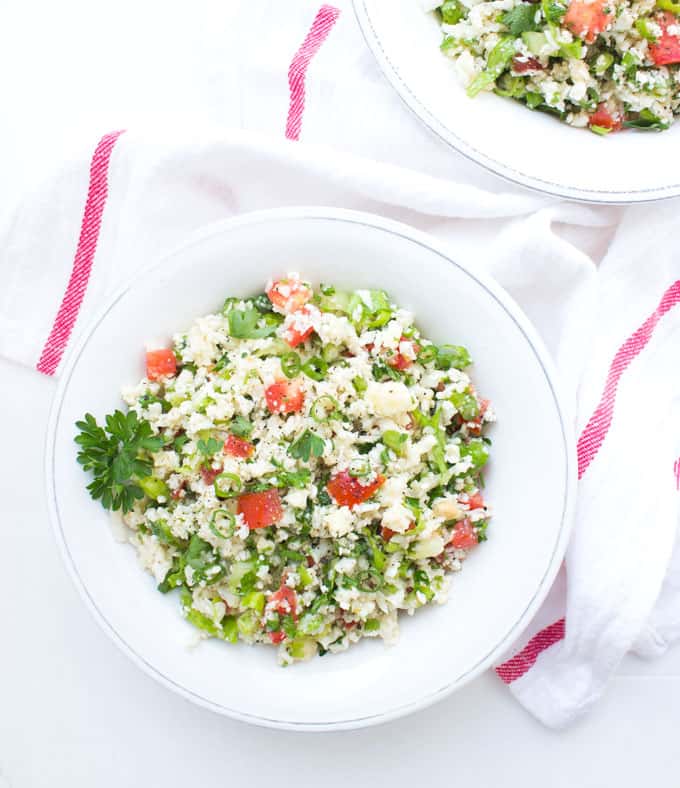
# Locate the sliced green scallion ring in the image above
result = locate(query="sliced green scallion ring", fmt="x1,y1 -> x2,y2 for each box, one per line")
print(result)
301,356 -> 328,381
209,508 -> 236,538
417,345 -> 438,364
348,458 -> 371,478
214,472 -> 243,499
310,395 -> 339,422
280,352 -> 301,379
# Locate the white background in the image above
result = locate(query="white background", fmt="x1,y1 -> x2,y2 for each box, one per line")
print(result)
1,1 -> 678,785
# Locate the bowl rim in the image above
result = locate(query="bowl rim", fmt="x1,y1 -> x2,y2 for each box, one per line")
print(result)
352,0 -> 680,205
45,206 -> 576,731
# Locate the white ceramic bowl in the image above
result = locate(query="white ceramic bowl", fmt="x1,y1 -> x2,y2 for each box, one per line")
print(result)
354,0 -> 680,203
46,208 -> 575,730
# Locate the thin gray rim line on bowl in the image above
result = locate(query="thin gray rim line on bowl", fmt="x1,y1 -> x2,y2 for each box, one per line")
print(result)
45,207 -> 575,732
352,0 -> 680,205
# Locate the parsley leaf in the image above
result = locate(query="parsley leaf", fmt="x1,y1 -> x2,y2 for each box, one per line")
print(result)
623,109 -> 669,131
74,410 -> 163,512
197,437 -> 222,456
230,415 -> 253,438
270,468 -> 312,489
541,0 -> 567,24
227,306 -> 281,339
501,3 -> 540,34
288,430 -> 325,463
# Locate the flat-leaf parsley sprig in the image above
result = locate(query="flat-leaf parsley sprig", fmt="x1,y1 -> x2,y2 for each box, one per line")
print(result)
74,410 -> 163,512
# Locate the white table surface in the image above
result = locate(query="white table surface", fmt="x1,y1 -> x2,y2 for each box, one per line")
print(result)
1,1 -> 679,785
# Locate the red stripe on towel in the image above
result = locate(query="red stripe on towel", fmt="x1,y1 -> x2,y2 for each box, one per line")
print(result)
576,279 -> 680,479
36,130 -> 124,376
285,5 -> 340,141
496,619 -> 566,684
497,279 -> 680,683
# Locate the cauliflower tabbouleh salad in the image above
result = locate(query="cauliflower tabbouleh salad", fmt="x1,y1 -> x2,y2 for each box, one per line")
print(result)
433,0 -> 680,132
75,274 -> 494,665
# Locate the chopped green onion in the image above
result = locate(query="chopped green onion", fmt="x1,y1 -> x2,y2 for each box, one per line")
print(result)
364,619 -> 380,633
138,476 -> 170,501
237,609 -> 260,637
352,376 -> 367,394
281,352 -> 301,379
382,429 -> 408,456
365,534 -> 387,571
436,344 -> 471,370
635,17 -> 657,41
449,389 -> 480,421
214,472 -> 242,499
346,290 -> 393,330
467,36 -> 515,97
589,124 -> 611,136
310,395 -> 339,422
209,509 -> 236,539
356,568 -> 383,592
288,638 -> 315,660
242,591 -> 266,614
657,0 -> 680,13
298,613 -> 324,636
594,52 -> 614,75
440,0 -> 465,23
185,608 -> 223,637
302,356 -> 328,381
417,345 -> 438,364
222,616 -> 238,643
459,438 -> 489,471
348,458 -> 371,478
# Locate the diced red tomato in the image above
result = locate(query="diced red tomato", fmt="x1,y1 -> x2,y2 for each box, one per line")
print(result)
449,519 -> 479,550
344,620 -> 357,630
389,353 -> 412,371
388,337 -> 419,370
327,471 -> 385,508
266,277 -> 312,313
200,465 -> 223,485
511,55 -> 543,74
223,434 -> 254,458
145,348 -> 177,381
588,103 -> 623,132
268,630 -> 286,644
265,380 -> 305,414
171,482 -> 185,501
281,305 -> 318,348
649,12 -> 680,65
563,0 -> 613,43
268,585 -> 298,619
237,489 -> 283,530
381,522 -> 415,541
467,492 -> 486,510
467,398 -> 490,436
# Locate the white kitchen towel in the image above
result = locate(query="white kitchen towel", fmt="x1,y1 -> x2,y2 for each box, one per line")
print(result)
1,0 -> 679,728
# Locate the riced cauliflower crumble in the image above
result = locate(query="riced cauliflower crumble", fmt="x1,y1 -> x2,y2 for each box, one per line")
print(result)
434,0 -> 680,132
75,274 -> 494,665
